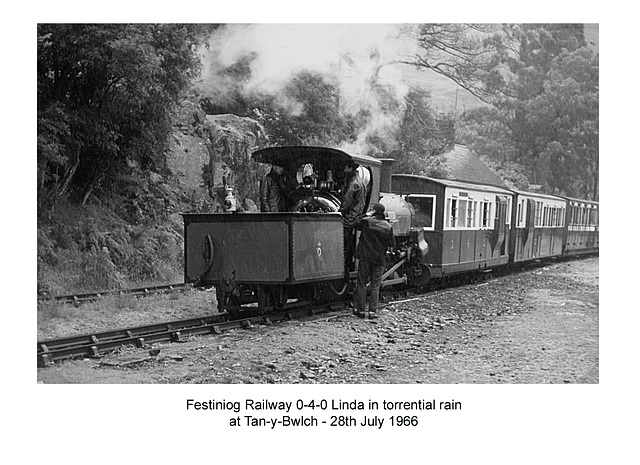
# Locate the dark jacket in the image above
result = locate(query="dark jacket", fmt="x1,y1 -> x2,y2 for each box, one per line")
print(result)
354,214 -> 395,266
339,173 -> 366,227
260,171 -> 286,212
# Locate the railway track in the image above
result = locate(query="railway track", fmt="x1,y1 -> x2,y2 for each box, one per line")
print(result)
37,254 -> 596,368
37,283 -> 193,305
35,276 -> 474,368
38,252 -> 588,307
37,299 -> 349,367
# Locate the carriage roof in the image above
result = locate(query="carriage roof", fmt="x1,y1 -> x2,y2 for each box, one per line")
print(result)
391,173 -> 513,196
510,189 -> 567,202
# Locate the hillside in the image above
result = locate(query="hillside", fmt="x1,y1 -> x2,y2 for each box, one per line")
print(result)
37,113 -> 267,297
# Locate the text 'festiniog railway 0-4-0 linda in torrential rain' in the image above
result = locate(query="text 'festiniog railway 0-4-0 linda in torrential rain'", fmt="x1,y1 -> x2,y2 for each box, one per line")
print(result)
182,146 -> 598,316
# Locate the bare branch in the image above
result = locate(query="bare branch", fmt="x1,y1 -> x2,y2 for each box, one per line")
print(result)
401,23 -> 512,104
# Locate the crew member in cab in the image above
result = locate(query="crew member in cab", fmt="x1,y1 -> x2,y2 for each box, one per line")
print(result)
260,164 -> 287,212
339,161 -> 366,269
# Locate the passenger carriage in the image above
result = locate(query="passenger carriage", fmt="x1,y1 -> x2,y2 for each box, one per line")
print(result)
562,197 -> 599,255
509,190 -> 567,262
388,174 -> 514,280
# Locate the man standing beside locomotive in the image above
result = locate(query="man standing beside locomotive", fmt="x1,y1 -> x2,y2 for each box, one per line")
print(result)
260,164 -> 287,212
354,202 -> 395,319
339,162 -> 367,270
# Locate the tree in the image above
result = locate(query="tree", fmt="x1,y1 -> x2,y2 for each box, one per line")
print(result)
250,70 -> 358,147
501,26 -> 597,198
401,24 -> 511,103
392,87 -> 454,176
456,106 -> 530,189
451,24 -> 598,199
37,24 -> 209,210
521,48 -> 599,198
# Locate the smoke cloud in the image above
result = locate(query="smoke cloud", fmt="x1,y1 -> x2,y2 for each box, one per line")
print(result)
197,24 -> 422,154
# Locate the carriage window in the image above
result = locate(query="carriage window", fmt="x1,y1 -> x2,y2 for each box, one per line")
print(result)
449,199 -> 458,228
457,200 -> 468,228
535,201 -> 543,227
517,199 -> 526,227
408,196 -> 435,229
543,206 -> 548,226
467,201 -> 476,228
481,202 -> 491,228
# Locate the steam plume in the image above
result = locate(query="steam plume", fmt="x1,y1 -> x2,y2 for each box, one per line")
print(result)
197,24 -> 420,154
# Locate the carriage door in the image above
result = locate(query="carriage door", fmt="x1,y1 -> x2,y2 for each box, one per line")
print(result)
527,199 -> 539,258
495,196 -> 508,256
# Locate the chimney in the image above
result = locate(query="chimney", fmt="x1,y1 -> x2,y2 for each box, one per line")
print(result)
378,158 -> 395,193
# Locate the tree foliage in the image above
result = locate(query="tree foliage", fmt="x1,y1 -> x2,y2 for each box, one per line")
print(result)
37,24 -> 209,211
452,24 -> 598,199
205,68 -> 360,147
455,106 -> 530,189
392,87 -> 454,176
519,48 -> 599,197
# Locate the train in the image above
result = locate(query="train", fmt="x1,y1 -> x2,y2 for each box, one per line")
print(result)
182,146 -> 598,315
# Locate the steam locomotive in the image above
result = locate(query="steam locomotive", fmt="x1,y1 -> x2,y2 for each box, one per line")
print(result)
182,146 -> 598,315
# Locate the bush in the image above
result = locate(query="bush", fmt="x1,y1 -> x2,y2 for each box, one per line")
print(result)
78,249 -> 125,291
37,197 -> 186,295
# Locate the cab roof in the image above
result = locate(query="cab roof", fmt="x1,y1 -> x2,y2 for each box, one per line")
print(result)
252,146 -> 381,169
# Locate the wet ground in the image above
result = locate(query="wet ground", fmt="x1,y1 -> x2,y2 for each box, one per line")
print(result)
37,257 -> 599,384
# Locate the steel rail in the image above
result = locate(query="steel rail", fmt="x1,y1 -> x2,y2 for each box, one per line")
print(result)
37,300 -> 349,367
37,283 -> 194,305
37,254 -> 597,367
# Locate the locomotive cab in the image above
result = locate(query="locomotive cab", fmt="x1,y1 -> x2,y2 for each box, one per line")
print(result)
253,146 -> 379,214
183,146 -> 382,316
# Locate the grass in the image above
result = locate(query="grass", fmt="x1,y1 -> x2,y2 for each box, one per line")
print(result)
37,286 -> 219,341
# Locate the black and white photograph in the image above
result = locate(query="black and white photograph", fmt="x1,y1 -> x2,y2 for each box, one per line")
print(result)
35,22 -> 600,385
9,7 -> 634,463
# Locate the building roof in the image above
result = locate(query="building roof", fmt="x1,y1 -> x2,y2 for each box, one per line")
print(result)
441,144 -> 506,188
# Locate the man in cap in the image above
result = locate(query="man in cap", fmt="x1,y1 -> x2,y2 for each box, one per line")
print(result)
260,164 -> 287,212
339,162 -> 366,269
353,202 -> 395,319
